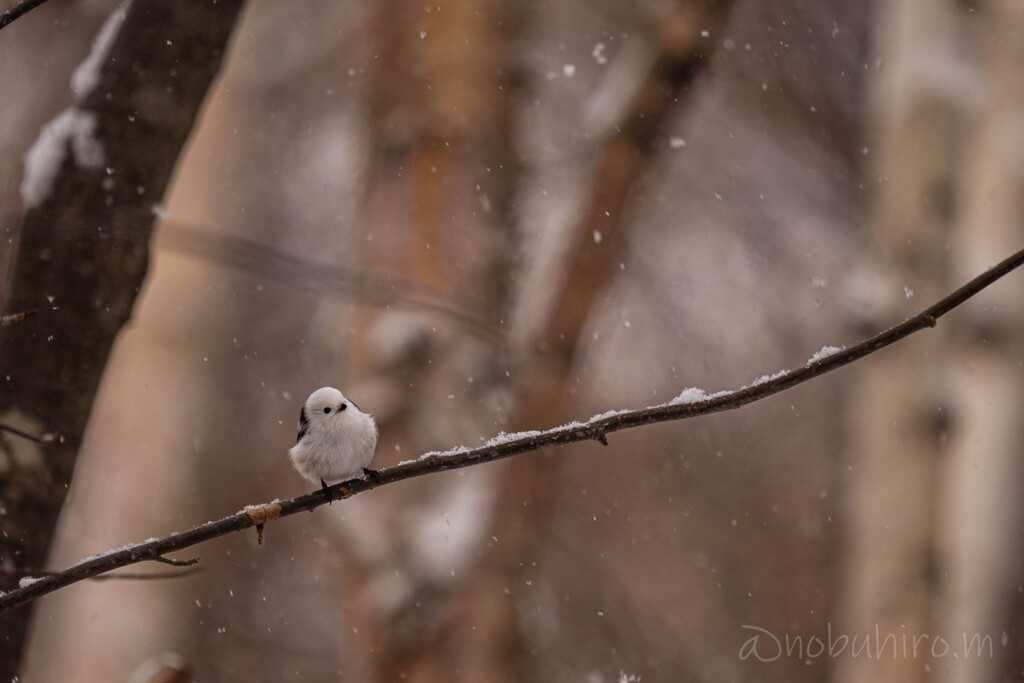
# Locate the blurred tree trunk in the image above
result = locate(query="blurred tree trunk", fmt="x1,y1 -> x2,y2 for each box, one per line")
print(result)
352,0 -> 526,680
940,2 -> 1024,681
456,2 -> 735,680
0,1 -> 244,676
836,1 -> 971,681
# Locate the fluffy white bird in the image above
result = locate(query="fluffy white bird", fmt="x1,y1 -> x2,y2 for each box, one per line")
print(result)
288,387 -> 378,501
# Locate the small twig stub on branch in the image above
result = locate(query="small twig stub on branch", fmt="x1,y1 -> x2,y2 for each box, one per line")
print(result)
245,503 -> 282,545
152,556 -> 199,567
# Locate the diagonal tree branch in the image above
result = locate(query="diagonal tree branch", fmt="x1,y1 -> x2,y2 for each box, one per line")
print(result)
1,245 -> 1022,612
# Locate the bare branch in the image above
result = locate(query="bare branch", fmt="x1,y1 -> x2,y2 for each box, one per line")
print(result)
0,566 -> 202,581
0,0 -> 51,31
150,555 -> 199,567
1,245 -> 1022,612
0,423 -> 54,444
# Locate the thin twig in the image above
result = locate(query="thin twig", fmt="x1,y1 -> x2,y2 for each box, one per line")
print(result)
0,0 -> 51,31
158,225 -> 504,346
0,423 -> 54,444
1,566 -> 202,581
151,555 -> 199,567
1,246 -> 1022,612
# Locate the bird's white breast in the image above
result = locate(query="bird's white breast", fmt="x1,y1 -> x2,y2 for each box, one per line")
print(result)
288,410 -> 377,485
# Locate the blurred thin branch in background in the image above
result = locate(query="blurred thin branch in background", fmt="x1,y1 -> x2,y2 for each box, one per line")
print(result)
2,241 -> 1020,612
0,422 -> 53,444
157,223 -> 504,346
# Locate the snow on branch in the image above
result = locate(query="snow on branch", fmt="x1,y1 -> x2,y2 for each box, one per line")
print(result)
1,246 -> 1023,612
0,0 -> 51,31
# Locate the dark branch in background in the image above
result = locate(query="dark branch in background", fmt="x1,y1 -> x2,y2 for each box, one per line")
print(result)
1,246 -> 1021,612
158,224 -> 504,345
0,0 -> 50,31
0,423 -> 55,444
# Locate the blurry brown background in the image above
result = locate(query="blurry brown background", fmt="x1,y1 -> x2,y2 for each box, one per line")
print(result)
1,0 -> 1023,681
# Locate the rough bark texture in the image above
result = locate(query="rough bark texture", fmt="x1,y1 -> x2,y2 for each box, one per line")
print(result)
0,1 -> 245,676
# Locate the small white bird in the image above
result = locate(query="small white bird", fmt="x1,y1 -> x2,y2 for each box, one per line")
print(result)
288,387 -> 379,501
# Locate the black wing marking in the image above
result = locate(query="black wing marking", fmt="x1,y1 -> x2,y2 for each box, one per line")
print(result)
349,399 -> 361,412
296,405 -> 309,443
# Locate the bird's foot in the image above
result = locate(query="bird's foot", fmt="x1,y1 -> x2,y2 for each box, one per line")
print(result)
321,478 -> 334,505
362,467 -> 380,483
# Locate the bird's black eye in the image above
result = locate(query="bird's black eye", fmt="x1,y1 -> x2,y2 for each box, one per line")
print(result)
323,406 -> 331,414
339,403 -> 347,411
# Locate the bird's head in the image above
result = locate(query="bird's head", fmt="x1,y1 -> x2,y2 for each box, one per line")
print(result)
304,386 -> 357,427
